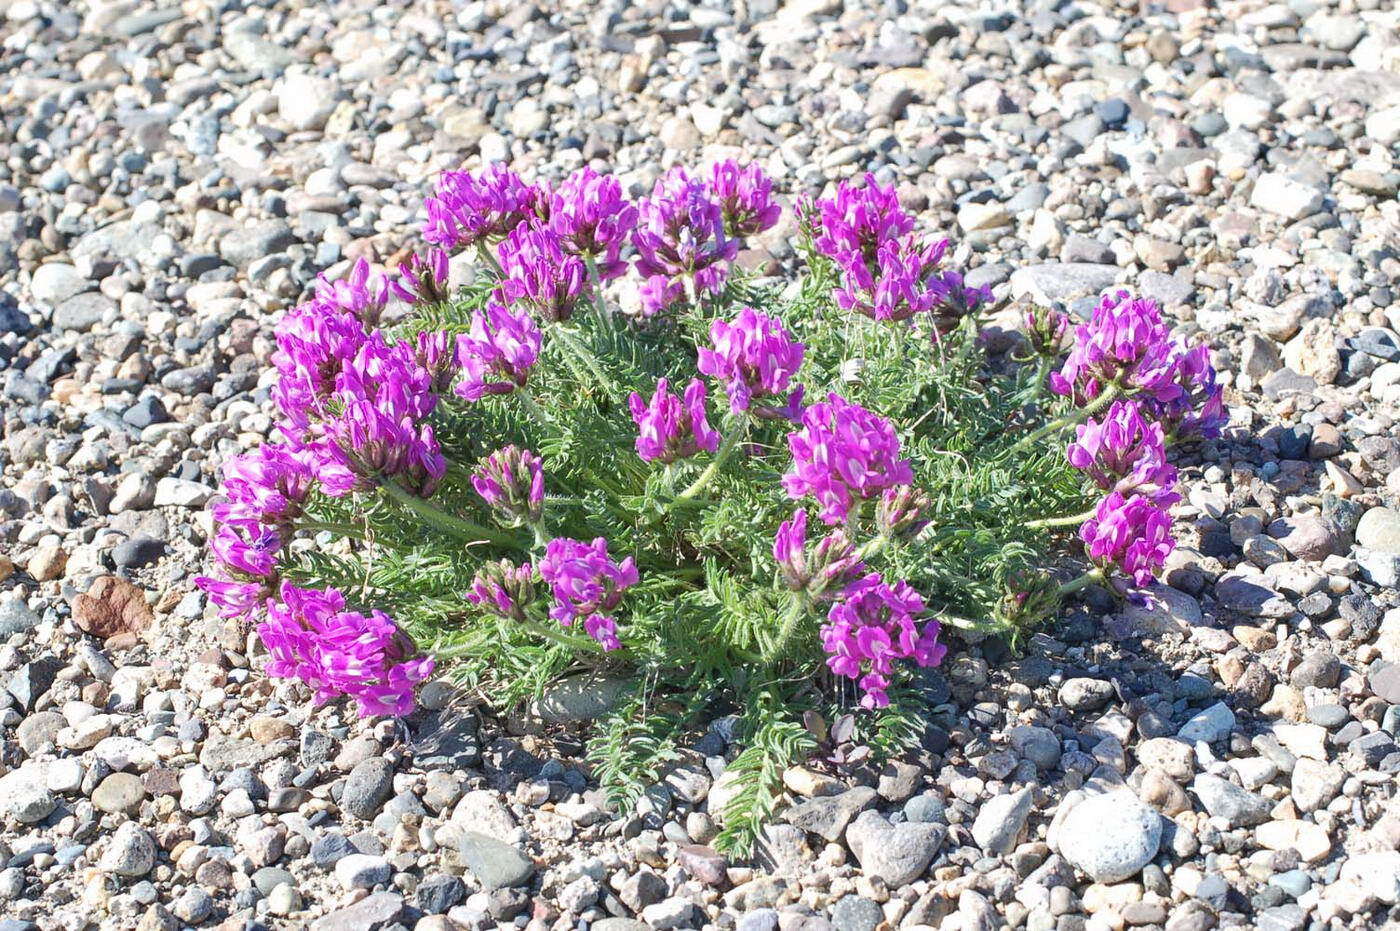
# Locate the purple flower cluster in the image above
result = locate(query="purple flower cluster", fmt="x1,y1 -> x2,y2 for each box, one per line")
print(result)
810,175 -> 988,326
258,582 -> 434,718
423,163 -> 540,251
708,160 -> 781,238
454,302 -> 542,402
1080,492 -> 1176,589
773,509 -> 866,599
633,167 -> 740,316
392,249 -> 451,306
538,537 -> 639,651
697,307 -> 806,416
820,572 -> 946,709
546,166 -> 637,280
1067,400 -> 1179,504
496,224 -> 587,323
629,378 -> 720,463
783,393 -> 914,525
472,446 -> 545,526
1050,291 -> 1226,440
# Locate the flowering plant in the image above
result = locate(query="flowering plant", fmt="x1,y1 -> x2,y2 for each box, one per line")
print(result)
197,164 -> 1224,851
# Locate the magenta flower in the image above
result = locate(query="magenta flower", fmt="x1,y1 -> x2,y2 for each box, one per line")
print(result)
1067,400 -> 1179,504
415,330 -> 459,394
467,559 -> 536,624
773,509 -> 866,599
632,167 -> 738,315
271,305 -> 370,430
1050,291 -> 1180,403
210,443 -> 316,533
210,523 -> 282,579
697,307 -> 805,414
538,537 -> 639,651
547,166 -> 637,280
707,160 -> 781,238
313,257 -> 390,326
875,485 -> 931,541
496,225 -> 587,322
1145,341 -> 1228,440
258,582 -> 434,718
472,446 -> 545,526
628,377 -> 720,463
1079,492 -> 1176,589
783,393 -> 914,525
392,248 -> 451,305
454,302 -> 542,402
809,174 -> 914,267
821,572 -> 945,709
194,576 -> 268,620
307,335 -> 444,497
422,163 -> 540,251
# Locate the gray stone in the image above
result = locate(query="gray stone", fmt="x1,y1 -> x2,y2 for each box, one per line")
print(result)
1057,790 -> 1161,882
52,293 -> 113,332
334,854 -> 391,890
844,810 -> 945,887
341,758 -> 393,820
530,675 -> 629,724
783,786 -> 877,842
0,768 -> 56,824
972,787 -> 1034,856
99,822 -> 156,877
309,892 -> 403,931
457,832 -> 534,891
0,598 -> 39,636
1190,774 -> 1271,827
1009,725 -> 1062,770
830,895 -> 884,931
1177,701 -> 1235,743
1357,508 -> 1400,554
1008,263 -> 1120,304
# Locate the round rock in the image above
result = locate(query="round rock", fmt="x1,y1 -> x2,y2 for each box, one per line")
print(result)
1058,790 -> 1162,882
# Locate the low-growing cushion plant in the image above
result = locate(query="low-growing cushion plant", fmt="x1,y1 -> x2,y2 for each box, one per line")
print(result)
197,161 -> 1224,851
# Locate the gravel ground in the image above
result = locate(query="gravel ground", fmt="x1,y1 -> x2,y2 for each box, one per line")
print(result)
3,0 -> 1400,929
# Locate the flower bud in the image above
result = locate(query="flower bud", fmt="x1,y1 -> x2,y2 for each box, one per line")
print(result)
1024,305 -> 1069,357
876,485 -> 930,541
467,559 -> 537,623
472,446 -> 545,526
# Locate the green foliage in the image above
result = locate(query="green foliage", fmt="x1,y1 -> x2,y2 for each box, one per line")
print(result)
283,230 -> 1094,853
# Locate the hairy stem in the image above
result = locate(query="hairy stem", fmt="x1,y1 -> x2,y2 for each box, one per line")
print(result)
1058,568 -> 1106,596
517,391 -> 554,427
676,420 -> 749,503
522,618 -> 600,652
476,243 -> 504,279
299,520 -> 366,538
1026,507 -> 1097,530
553,325 -> 616,399
1007,382 -> 1122,456
380,478 -> 520,548
765,594 -> 812,665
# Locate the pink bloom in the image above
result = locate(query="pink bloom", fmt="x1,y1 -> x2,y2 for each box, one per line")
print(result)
537,537 -> 639,651
628,378 -> 720,463
1079,492 -> 1176,589
466,559 -> 536,623
632,167 -> 738,315
1067,400 -> 1179,505
194,576 -> 269,620
454,302 -> 542,402
496,225 -> 586,322
422,163 -> 540,251
392,248 -> 451,305
472,446 -> 545,525
313,257 -> 391,326
773,509 -> 865,599
547,166 -> 637,280
821,573 -> 944,709
1050,291 -> 1179,403
707,160 -> 781,238
783,393 -> 914,525
258,583 -> 434,718
696,307 -> 805,414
